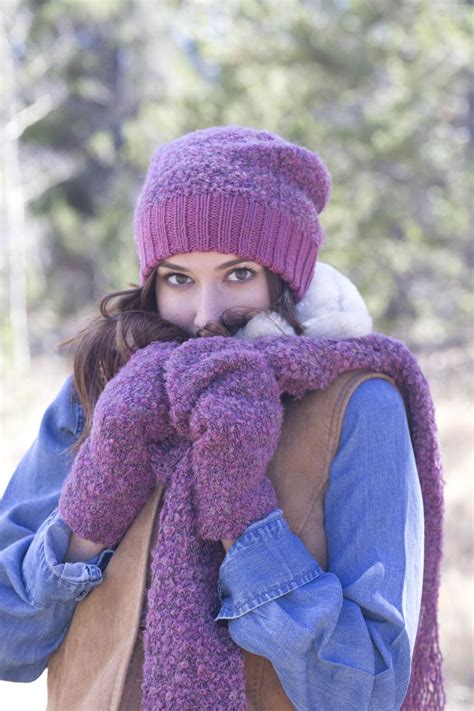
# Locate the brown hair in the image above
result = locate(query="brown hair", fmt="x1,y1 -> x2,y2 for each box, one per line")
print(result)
57,265 -> 306,454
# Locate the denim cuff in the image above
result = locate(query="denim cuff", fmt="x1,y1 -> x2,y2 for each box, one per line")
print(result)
214,508 -> 323,621
23,509 -> 115,608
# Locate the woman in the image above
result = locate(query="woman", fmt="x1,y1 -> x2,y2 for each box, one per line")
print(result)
0,125 -> 445,709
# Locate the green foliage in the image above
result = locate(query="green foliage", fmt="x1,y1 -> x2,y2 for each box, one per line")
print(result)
3,0 -> 472,356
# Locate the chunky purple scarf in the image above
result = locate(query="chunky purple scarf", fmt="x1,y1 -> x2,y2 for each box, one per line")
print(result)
59,333 -> 445,709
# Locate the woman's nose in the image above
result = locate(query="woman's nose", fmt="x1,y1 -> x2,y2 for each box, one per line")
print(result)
193,289 -> 222,331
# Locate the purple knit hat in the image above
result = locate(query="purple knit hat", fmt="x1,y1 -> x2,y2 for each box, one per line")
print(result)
133,125 -> 332,302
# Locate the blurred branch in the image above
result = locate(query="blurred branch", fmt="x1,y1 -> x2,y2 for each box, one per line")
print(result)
5,90 -> 67,141
23,152 -> 78,204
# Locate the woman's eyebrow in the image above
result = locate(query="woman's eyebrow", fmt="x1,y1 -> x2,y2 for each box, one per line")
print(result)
158,258 -> 256,273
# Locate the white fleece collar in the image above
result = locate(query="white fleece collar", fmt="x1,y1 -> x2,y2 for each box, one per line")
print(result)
234,261 -> 373,340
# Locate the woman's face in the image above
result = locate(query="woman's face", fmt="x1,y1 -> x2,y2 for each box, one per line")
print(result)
155,251 -> 271,336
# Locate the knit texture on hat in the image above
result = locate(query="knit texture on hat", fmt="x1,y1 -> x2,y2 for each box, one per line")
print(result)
59,333 -> 446,710
133,125 -> 332,302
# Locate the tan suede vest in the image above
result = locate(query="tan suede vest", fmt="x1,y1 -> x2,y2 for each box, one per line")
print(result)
47,369 -> 397,710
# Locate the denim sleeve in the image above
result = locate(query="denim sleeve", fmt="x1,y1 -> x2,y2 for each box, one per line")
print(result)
214,378 -> 424,711
0,375 -> 114,682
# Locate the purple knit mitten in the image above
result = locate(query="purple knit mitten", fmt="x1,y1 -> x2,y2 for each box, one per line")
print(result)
58,340 -> 180,547
164,336 -> 283,541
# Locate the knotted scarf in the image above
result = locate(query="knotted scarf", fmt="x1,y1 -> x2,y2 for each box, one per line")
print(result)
59,332 -> 445,710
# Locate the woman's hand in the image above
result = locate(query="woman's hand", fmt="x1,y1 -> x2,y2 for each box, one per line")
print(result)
165,336 -> 283,541
64,532 -> 107,563
58,340 -> 180,547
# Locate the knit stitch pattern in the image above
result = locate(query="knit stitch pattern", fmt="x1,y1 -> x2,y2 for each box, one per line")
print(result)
164,338 -> 282,540
59,333 -> 445,710
133,126 -> 332,301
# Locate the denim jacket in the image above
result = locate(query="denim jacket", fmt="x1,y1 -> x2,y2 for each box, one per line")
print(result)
0,374 -> 424,710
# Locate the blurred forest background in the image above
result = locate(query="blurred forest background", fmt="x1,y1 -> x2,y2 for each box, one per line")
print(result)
1,0 -> 473,708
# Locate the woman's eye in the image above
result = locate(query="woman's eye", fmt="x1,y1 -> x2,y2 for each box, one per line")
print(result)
227,268 -> 255,282
164,273 -> 191,286
162,267 -> 256,287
